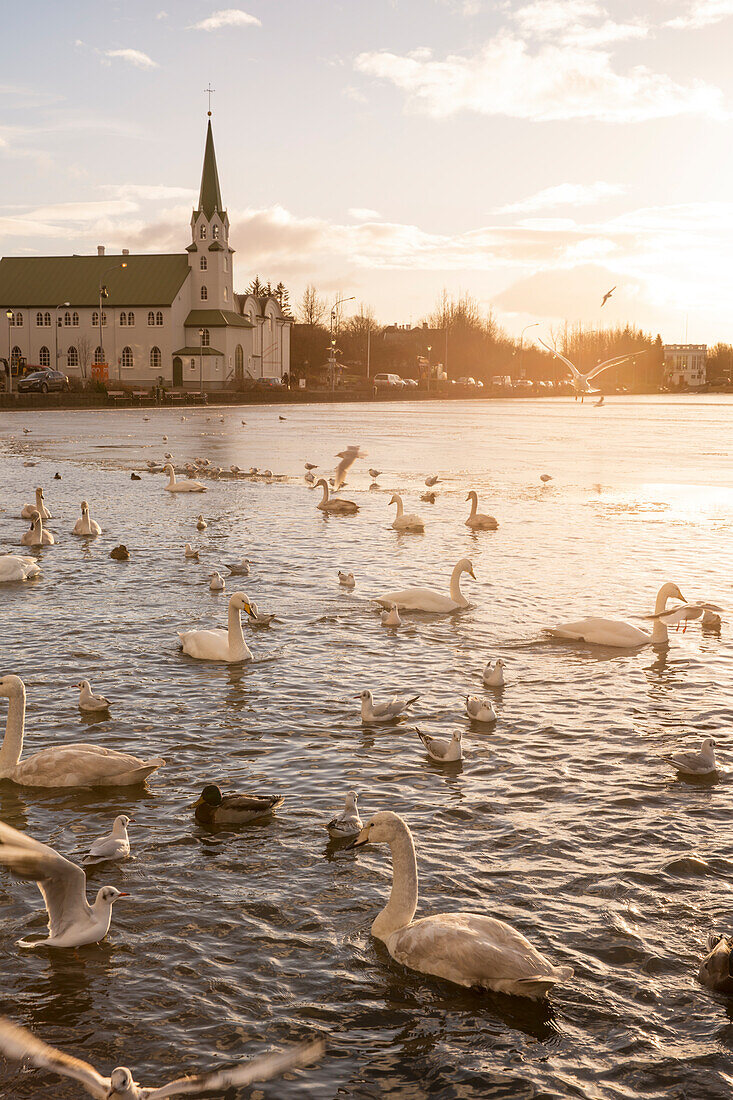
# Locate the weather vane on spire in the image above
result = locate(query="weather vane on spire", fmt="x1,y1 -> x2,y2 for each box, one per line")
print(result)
204,83 -> 215,116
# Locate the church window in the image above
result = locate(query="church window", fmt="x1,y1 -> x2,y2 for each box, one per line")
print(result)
36,312 -> 43,326
190,358 -> 195,371
101,312 -> 107,326
156,311 -> 163,326
223,256 -> 228,271
127,312 -> 135,326
10,312 -> 23,326
200,285 -> 208,301
45,312 -> 52,326
212,224 -> 219,240
120,312 -> 127,326
39,346 -> 50,367
148,311 -> 155,326
235,344 -> 243,379
200,257 -> 207,270
72,312 -> 79,327
200,328 -> 210,347
11,345 -> 21,364
92,312 -> 99,327
64,311 -> 71,326
67,346 -> 78,367
121,346 -> 133,370
200,224 -> 207,240
94,346 -> 104,365
150,346 -> 161,370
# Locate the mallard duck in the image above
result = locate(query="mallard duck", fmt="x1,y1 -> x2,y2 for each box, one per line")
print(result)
110,545 -> 130,560
193,784 -> 283,825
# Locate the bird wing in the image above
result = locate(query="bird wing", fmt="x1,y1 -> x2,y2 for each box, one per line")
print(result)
0,1017 -> 108,1098
0,821 -> 92,939
664,750 -> 706,771
586,350 -> 645,383
144,1040 -> 325,1098
333,446 -> 364,489
537,338 -> 582,381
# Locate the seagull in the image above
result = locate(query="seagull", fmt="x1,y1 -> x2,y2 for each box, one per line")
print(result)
305,462 -> 318,470
538,337 -> 644,400
425,475 -> 440,487
83,815 -> 132,866
338,570 -> 356,588
326,791 -> 363,839
305,471 -> 315,485
540,473 -> 553,484
483,659 -> 505,687
647,602 -> 725,633
380,603 -> 402,628
662,736 -> 718,777
601,286 -> 616,307
227,559 -> 251,576
76,680 -> 111,713
358,689 -> 419,724
418,729 -> 463,762
209,572 -> 225,592
466,695 -> 497,723
368,468 -> 382,479
334,445 -> 365,490
196,515 -> 207,530
279,415 -> 287,420
245,601 -> 275,626
420,491 -> 437,503
184,543 -> 199,559
0,1016 -> 324,1099
0,820 -> 129,948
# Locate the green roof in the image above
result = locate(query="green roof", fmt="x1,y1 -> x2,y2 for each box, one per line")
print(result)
184,309 -> 253,328
0,254 -> 190,307
173,345 -> 224,356
198,120 -> 223,218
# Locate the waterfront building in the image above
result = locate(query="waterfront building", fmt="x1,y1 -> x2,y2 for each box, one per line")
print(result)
663,344 -> 707,389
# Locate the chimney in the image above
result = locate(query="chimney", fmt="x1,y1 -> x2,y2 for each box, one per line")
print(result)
97,245 -> 105,257
122,248 -> 129,256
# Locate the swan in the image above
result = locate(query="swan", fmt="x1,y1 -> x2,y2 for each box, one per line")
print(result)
465,491 -> 498,531
72,501 -> 102,536
389,494 -> 425,532
0,555 -> 41,583
20,488 -> 50,520
418,729 -> 463,762
326,791 -> 363,838
163,463 -> 206,493
376,557 -> 475,613
346,812 -> 572,998
315,478 -> 359,515
0,675 -> 164,788
545,582 -> 685,648
20,511 -> 54,547
178,592 -> 253,662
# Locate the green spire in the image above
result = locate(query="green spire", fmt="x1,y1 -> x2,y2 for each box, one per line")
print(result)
198,119 -> 223,217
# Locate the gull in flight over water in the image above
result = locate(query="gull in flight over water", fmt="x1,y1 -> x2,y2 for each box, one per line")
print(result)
538,338 -> 644,401
334,445 -> 366,490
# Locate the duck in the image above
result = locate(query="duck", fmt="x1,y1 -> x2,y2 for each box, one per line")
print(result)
0,555 -> 41,583
465,491 -> 498,531
0,675 -> 164,788
110,544 -> 130,560
72,501 -> 102,536
178,592 -> 253,662
545,582 -> 686,648
193,784 -> 283,826
209,571 -> 225,592
662,736 -> 717,777
315,478 -> 359,515
466,695 -> 497,723
425,475 -> 440,487
418,729 -> 463,762
20,511 -> 55,547
326,791 -> 363,838
130,472 -> 141,481
699,934 -> 733,993
381,603 -> 402,628
376,557 -> 475,613
389,494 -> 425,532
76,680 -> 111,713
346,811 -> 573,998
53,472 -> 61,480
359,689 -> 419,724
20,488 -> 50,520
420,491 -> 437,503
338,570 -> 356,588
483,659 -> 506,687
163,463 -> 206,493
196,514 -> 208,530
82,815 -> 132,865
184,543 -> 199,559
227,559 -> 251,576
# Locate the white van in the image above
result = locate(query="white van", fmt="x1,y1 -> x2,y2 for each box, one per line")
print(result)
373,373 -> 404,389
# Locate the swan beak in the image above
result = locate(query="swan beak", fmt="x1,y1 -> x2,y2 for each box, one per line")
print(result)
243,602 -> 254,617
469,568 -> 476,579
344,826 -> 371,850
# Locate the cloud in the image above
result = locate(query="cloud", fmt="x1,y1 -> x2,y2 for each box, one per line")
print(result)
512,0 -> 649,46
103,48 -> 158,70
349,208 -> 381,221
188,9 -> 261,31
499,182 -> 626,214
355,37 -> 725,123
665,0 -> 733,28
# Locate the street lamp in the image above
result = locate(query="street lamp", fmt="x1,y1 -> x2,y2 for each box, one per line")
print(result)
330,295 -> 355,392
98,262 -> 127,378
198,328 -> 205,394
55,302 -> 70,371
5,309 -> 12,395
427,345 -> 432,393
519,322 -> 540,380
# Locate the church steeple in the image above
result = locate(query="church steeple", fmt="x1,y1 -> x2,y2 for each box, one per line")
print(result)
198,119 -> 223,218
188,108 -> 233,311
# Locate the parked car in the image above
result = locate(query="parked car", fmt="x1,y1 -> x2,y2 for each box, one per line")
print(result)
17,369 -> 69,394
373,373 -> 405,388
256,376 -> 284,388
403,377 -> 418,388
456,376 -> 477,387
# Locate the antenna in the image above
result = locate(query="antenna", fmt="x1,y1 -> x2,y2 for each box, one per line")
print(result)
204,83 -> 215,116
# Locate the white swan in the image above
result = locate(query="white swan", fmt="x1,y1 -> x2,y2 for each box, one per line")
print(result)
315,478 -> 359,515
545,582 -> 685,648
72,501 -> 102,536
20,511 -> 54,547
0,556 -> 41,583
389,494 -> 425,532
178,592 -> 253,662
0,676 -> 164,788
20,488 -> 50,520
465,491 -> 498,531
376,557 -> 475,613
347,812 -> 572,998
163,463 -> 206,493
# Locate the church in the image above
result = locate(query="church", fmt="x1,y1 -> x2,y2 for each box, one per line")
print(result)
0,117 -> 291,391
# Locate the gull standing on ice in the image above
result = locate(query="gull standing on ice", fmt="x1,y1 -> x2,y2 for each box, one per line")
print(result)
662,736 -> 718,777
326,791 -> 363,838
83,815 -> 132,865
466,695 -> 497,723
483,659 -> 505,687
358,689 -> 419,724
418,729 -> 463,762
76,680 -> 111,713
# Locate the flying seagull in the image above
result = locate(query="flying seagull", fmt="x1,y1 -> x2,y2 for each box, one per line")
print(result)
601,286 -> 616,307
538,338 -> 644,401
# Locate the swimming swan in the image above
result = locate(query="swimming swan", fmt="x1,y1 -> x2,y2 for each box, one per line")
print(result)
0,676 -> 164,788
315,478 -> 359,515
389,494 -> 425,532
178,592 -> 253,662
72,501 -> 102,536
163,463 -> 206,493
20,511 -> 54,547
347,812 -> 573,998
20,488 -> 51,520
376,557 -> 475,613
545,582 -> 685,648
0,556 -> 41,583
465,491 -> 498,531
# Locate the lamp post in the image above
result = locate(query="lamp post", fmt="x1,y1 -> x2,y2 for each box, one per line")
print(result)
330,295 -> 355,392
5,309 -> 12,394
98,262 -> 127,378
519,322 -> 540,380
55,302 -> 70,371
426,345 -> 432,393
198,328 -> 205,394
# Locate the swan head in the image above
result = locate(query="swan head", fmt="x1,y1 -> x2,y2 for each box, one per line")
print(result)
346,810 -> 408,849
96,886 -> 128,907
389,494 -> 400,506
465,491 -> 477,502
315,478 -> 328,489
659,582 -> 685,604
229,593 -> 253,615
36,487 -> 44,498
80,500 -> 89,513
0,675 -> 25,700
195,784 -> 223,808
456,557 -> 476,580
29,510 -> 41,525
163,463 -> 174,475
107,1067 -> 135,1096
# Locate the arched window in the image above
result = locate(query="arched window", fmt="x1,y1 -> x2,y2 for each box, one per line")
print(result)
101,311 -> 107,327
200,257 -> 207,270
11,345 -> 21,365
199,223 -> 207,239
212,224 -> 219,240
156,311 -> 163,326
13,312 -> 23,326
200,328 -> 210,347
36,311 -> 43,326
72,312 -> 79,327
150,346 -> 161,370
45,312 -> 51,326
67,346 -> 79,367
64,311 -> 71,326
39,346 -> 50,367
121,346 -> 133,370
200,285 -> 208,301
223,256 -> 228,271
223,287 -> 228,301
147,311 -> 155,326
189,358 -> 196,371
127,311 -> 135,326
94,346 -> 104,365
119,312 -> 127,326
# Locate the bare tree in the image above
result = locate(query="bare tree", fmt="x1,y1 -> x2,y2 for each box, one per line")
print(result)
299,284 -> 326,326
76,336 -> 92,380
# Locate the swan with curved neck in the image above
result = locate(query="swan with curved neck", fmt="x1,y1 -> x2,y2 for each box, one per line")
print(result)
72,501 -> 101,536
389,494 -> 424,531
376,557 -> 475,613
163,463 -> 206,493
465,491 -> 498,531
545,582 -> 685,648
348,812 -> 572,998
0,676 -> 164,788
315,478 -> 359,515
20,511 -> 54,547
0,556 -> 41,583
178,592 -> 253,661
20,488 -> 50,520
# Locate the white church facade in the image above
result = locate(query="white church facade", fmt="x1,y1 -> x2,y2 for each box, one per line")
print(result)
0,119 -> 291,391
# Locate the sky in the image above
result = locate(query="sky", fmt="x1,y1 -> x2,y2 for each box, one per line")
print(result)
1,0 -> 732,342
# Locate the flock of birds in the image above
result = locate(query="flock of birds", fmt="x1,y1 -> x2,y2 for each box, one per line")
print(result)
0,420 -> 730,1096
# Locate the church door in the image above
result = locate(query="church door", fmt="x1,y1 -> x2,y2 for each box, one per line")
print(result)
173,357 -> 183,386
